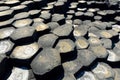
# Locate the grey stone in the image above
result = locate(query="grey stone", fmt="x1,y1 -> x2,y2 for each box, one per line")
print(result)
38,33 -> 58,48
52,14 -> 65,22
52,24 -> 73,37
31,48 -> 61,75
114,68 -> 120,80
55,39 -> 75,53
62,73 -> 76,80
77,49 -> 97,66
47,22 -> 59,30
88,37 -> 101,46
14,12 -> 30,20
10,27 -> 35,40
101,38 -> 112,49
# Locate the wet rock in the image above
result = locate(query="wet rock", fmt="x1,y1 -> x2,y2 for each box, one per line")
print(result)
92,62 -> 114,80
55,39 -> 75,53
10,42 -> 39,59
38,33 -> 58,48
0,27 -> 15,39
30,48 -> 61,75
75,37 -> 89,49
0,40 -> 14,55
77,49 -> 97,66
12,19 -> 33,28
52,24 -> 73,37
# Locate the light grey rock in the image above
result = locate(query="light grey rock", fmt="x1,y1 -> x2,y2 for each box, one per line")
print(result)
77,49 -> 97,66
101,38 -> 112,49
10,27 -> 35,40
0,40 -> 14,55
0,27 -> 15,39
75,37 -> 89,49
92,62 -> 115,80
114,68 -> 120,80
31,48 -> 61,75
10,42 -> 39,59
0,10 -> 14,17
52,24 -> 73,37
40,11 -> 51,20
88,37 -> 101,46
12,19 -> 32,28
55,39 -> 75,53
0,6 -> 10,11
0,18 -> 14,27
14,12 -> 30,20
77,71 -> 99,80
112,25 -> 120,33
62,60 -> 83,74
62,73 -> 76,80
89,45 -> 108,58
52,14 -> 65,22
47,22 -> 59,30
99,30 -> 113,39
38,33 -> 58,48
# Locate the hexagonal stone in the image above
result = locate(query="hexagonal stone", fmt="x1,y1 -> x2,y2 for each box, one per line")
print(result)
73,25 -> 88,37
0,18 -> 14,27
38,33 -> 58,48
40,11 -> 51,20
33,18 -> 44,23
0,10 -> 14,17
101,38 -> 112,49
92,62 -> 114,80
115,16 -> 120,21
0,27 -> 15,39
62,60 -> 83,74
55,39 -> 75,53
62,73 -> 76,80
93,21 -> 107,30
52,24 -> 73,37
88,37 -> 102,46
114,69 -> 120,80
0,40 -> 14,55
11,4 -> 27,12
7,67 -> 30,80
10,42 -> 39,59
4,0 -> 20,5
84,12 -> 94,17
75,37 -> 89,49
47,22 -> 59,30
108,30 -> 118,37
107,50 -> 120,62
14,12 -> 30,20
99,30 -> 113,39
10,27 -> 35,40
77,49 -> 97,66
28,10 -> 40,16
77,71 -> 99,80
33,22 -> 49,32
30,48 -> 61,75
52,14 -> 65,22
73,19 -> 82,25
0,6 -> 10,11
112,25 -> 120,33
12,19 -> 33,28
89,45 -> 108,58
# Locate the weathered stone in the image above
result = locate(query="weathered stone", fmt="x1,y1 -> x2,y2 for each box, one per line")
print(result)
0,6 -> 10,11
47,22 -> 59,30
115,16 -> 120,21
30,48 -> 61,75
77,49 -> 97,66
12,19 -> 32,28
99,30 -> 113,39
52,14 -> 65,22
89,45 -> 108,58
10,42 -> 39,59
114,69 -> 120,80
101,38 -> 112,49
52,24 -> 73,37
62,60 -> 83,74
40,11 -> 51,20
0,18 -> 14,27
0,10 -> 14,17
75,37 -> 89,49
0,27 -> 15,39
62,73 -> 76,80
33,18 -> 44,23
10,27 -> 35,40
38,33 -> 58,48
92,62 -> 114,80
55,39 -> 75,53
14,12 -> 30,20
88,37 -> 101,46
77,71 -> 99,80
0,40 -> 14,55
112,25 -> 120,33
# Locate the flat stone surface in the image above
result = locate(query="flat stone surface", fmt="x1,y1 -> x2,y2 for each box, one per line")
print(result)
0,40 -> 14,55
52,24 -> 73,37
88,37 -> 102,46
30,48 -> 61,75
0,27 -> 15,39
0,10 -> 13,17
75,37 -> 89,49
77,49 -> 97,66
89,45 -> 108,58
12,19 -> 32,28
92,62 -> 114,80
62,73 -> 76,80
10,42 -> 39,59
10,27 -> 35,40
55,39 -> 75,53
101,38 -> 112,49
14,12 -> 30,20
114,69 -> 120,80
38,33 -> 58,48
